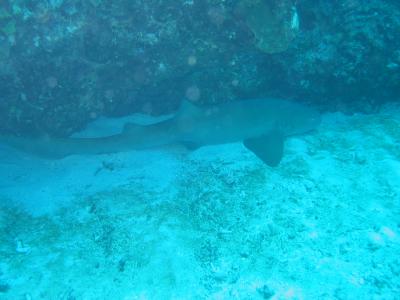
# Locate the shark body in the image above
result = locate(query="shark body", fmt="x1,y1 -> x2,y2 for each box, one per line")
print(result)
1,98 -> 321,166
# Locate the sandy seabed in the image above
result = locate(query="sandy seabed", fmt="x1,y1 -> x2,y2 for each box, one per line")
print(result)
0,106 -> 399,299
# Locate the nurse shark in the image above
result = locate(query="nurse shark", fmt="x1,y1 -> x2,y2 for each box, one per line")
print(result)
0,98 -> 321,166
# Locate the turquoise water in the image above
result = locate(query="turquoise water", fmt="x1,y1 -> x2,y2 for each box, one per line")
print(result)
0,1 -> 400,299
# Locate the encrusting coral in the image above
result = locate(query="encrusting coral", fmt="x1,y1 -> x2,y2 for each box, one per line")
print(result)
238,0 -> 299,53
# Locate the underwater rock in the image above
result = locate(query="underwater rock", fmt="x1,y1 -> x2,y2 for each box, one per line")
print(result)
274,0 -> 400,110
238,0 -> 299,53
0,0 -> 399,136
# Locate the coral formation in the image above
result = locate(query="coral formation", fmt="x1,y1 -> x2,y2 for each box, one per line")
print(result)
0,0 -> 398,136
238,0 -> 299,53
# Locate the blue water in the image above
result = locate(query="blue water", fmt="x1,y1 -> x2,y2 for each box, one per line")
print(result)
0,1 -> 400,299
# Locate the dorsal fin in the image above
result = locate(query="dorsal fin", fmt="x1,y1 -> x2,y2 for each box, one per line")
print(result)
178,100 -> 202,117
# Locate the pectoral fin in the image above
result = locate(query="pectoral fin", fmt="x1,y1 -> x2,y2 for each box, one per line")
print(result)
243,131 -> 284,167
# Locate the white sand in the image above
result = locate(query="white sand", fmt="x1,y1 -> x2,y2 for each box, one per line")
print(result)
0,105 -> 399,299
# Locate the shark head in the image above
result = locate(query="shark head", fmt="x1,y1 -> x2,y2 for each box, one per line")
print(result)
279,104 -> 321,136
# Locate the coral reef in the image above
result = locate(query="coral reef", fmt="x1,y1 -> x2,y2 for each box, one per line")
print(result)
238,0 -> 299,53
0,0 -> 398,136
